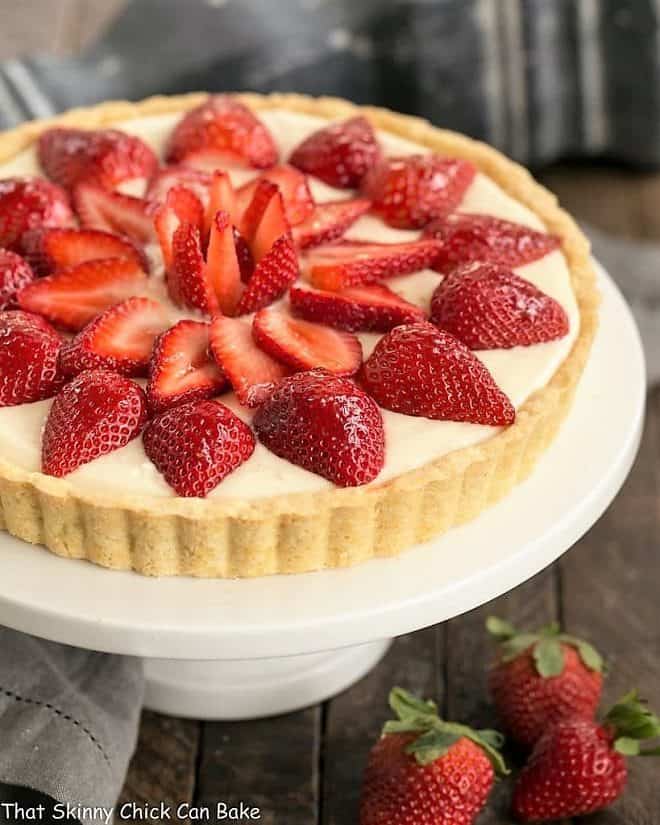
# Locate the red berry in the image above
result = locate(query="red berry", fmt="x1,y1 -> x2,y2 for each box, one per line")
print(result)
0,177 -> 72,252
0,310 -> 63,406
236,164 -> 314,226
0,250 -> 34,310
234,234 -> 298,315
22,226 -> 146,276
292,198 -> 371,249
154,185 -> 205,272
147,165 -> 212,206
73,182 -> 157,245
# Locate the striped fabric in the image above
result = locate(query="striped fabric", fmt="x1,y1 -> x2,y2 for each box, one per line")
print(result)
0,0 -> 657,168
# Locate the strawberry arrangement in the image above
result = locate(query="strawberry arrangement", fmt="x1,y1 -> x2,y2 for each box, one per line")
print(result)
0,95 -> 570,498
358,620 -> 660,824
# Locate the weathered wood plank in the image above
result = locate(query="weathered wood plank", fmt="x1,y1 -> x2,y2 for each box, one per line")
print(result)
321,629 -> 441,825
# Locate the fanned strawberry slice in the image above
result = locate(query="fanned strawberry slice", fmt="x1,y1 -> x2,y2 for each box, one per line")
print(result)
147,319 -> 228,414
289,116 -> 381,189
236,165 -> 314,226
205,170 -> 239,231
0,177 -> 73,253
0,250 -> 34,310
430,263 -> 569,349
423,214 -> 561,273
166,95 -> 278,170
0,310 -> 63,406
210,315 -> 288,407
239,180 -> 290,261
289,283 -> 425,332
22,226 -> 146,276
59,297 -> 170,378
292,198 -> 371,250
361,321 -> 515,425
234,227 -> 254,283
362,155 -> 476,229
147,165 -> 212,205
17,257 -> 148,331
306,238 -> 442,291
253,308 -> 362,375
154,185 -> 205,271
73,182 -> 157,245
205,211 -> 243,315
38,127 -> 157,194
234,234 -> 298,316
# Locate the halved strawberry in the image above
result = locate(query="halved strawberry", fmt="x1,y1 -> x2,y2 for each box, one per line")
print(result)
234,234 -> 298,316
143,399 -> 255,498
147,165 -> 212,206
205,170 -> 239,231
234,227 -> 254,283
166,95 -> 278,170
210,315 -> 288,407
423,214 -> 561,273
0,177 -> 73,252
17,257 -> 147,331
59,297 -> 170,378
42,369 -> 147,477
430,263 -> 569,349
253,308 -> 362,375
289,283 -> 425,332
361,322 -> 515,425
289,116 -> 381,189
154,185 -> 205,271
147,319 -> 228,414
292,198 -> 371,249
38,127 -> 157,194
0,250 -> 34,310
205,211 -> 243,315
306,238 -> 442,291
22,226 -> 146,276
0,309 -> 63,406
236,165 -> 314,226
362,155 -> 476,229
73,182 -> 157,245
239,180 -> 290,262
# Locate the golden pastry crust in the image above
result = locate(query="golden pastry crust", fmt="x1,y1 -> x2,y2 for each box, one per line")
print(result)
0,92 -> 598,577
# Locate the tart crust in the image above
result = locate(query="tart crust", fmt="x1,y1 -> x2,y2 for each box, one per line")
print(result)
0,92 -> 598,577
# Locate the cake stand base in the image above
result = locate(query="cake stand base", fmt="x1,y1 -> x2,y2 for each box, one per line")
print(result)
144,640 -> 391,719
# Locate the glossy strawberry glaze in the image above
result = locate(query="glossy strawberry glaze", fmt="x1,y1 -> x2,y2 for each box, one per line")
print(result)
0,110 -> 579,500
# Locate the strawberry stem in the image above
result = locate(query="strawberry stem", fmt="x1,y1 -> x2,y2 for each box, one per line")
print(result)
606,691 -> 660,756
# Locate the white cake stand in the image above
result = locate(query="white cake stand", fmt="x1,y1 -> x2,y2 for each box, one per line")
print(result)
0,263 -> 645,720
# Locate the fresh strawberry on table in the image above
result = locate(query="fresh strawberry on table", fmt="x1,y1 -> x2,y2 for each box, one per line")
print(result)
253,369 -> 384,486
22,226 -> 146,276
0,310 -> 63,406
143,399 -> 255,498
430,263 -> 570,349
0,177 -> 73,252
423,214 -> 560,273
42,369 -> 147,477
73,182 -> 157,245
360,321 -> 515,425
166,94 -> 278,170
513,691 -> 660,821
292,197 -> 371,249
0,250 -> 34,310
38,127 -> 157,195
360,687 -> 507,825
289,116 -> 381,188
362,155 -> 476,229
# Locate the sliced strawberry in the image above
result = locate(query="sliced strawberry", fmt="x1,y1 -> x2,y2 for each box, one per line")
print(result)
234,227 -> 254,283
0,177 -> 73,252
289,283 -> 425,332
38,127 -> 157,194
205,170 -> 239,231
0,310 -> 63,406
253,370 -> 384,487
59,297 -> 170,378
205,211 -> 243,315
306,238 -> 442,291
430,263 -> 569,349
147,319 -> 228,414
240,180 -> 290,262
289,116 -> 381,189
17,257 -> 147,331
168,222 -> 216,314
147,165 -> 212,206
234,234 -> 298,316
0,250 -> 34,310
143,399 -> 255,498
423,214 -> 561,273
166,95 -> 278,170
73,182 -> 156,245
360,321 -> 515,425
154,185 -> 205,271
362,155 -> 476,229
253,308 -> 362,375
210,315 -> 288,407
42,369 -> 147,477
22,226 -> 146,276
236,165 -> 314,226
292,198 -> 371,250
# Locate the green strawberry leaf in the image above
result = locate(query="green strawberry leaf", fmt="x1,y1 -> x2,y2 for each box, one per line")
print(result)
486,616 -> 517,641
389,687 -> 437,723
500,633 -> 541,662
606,691 -> 660,745
533,638 -> 565,677
614,737 -> 641,756
405,729 -> 462,766
558,635 -> 604,673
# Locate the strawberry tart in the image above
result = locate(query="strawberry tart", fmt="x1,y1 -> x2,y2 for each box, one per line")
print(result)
0,93 -> 597,577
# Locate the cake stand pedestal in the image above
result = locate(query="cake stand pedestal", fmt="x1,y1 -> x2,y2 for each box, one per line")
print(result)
0,264 -> 646,720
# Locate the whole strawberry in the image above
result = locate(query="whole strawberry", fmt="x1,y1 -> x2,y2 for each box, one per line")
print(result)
0,250 -> 34,310
487,616 -> 603,748
0,177 -> 72,252
513,691 -> 660,821
360,687 -> 507,825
